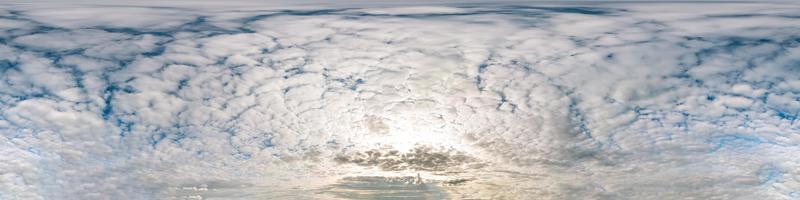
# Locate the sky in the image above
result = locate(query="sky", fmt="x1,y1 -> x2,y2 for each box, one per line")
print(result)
0,1 -> 799,199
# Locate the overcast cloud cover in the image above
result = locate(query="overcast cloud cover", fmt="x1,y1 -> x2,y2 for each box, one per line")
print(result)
1,1 -> 799,199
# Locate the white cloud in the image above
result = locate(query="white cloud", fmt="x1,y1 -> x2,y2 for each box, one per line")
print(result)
0,2 -> 799,199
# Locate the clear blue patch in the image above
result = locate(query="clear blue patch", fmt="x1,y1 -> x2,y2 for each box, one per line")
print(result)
756,165 -> 782,185
350,78 -> 364,91
171,131 -> 187,144
707,134 -> 764,152
101,85 -> 119,120
115,119 -> 134,139
262,137 -> 275,149
233,151 -> 252,160
0,59 -> 17,72
148,132 -> 167,148
776,110 -> 798,122
25,146 -> 41,156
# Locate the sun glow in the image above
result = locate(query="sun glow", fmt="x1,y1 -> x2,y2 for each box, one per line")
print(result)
357,111 -> 465,153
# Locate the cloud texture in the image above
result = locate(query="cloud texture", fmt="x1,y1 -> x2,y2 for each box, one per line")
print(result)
0,1 -> 799,199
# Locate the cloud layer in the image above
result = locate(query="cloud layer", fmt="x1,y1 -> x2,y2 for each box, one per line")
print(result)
1,1 -> 799,199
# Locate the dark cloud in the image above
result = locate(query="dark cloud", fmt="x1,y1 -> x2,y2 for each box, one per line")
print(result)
334,145 -> 481,171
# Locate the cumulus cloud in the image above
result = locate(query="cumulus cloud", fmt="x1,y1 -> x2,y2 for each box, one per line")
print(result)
0,1 -> 799,199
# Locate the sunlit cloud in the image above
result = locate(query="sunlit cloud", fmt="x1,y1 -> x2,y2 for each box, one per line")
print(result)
1,1 -> 799,199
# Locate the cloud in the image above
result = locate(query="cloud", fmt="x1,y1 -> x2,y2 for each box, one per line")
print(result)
0,1 -> 799,199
